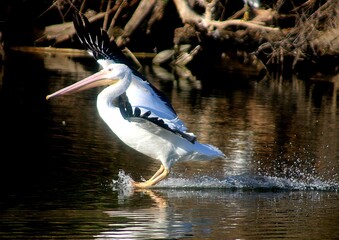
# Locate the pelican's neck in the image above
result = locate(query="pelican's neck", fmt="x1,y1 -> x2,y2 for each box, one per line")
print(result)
97,68 -> 132,107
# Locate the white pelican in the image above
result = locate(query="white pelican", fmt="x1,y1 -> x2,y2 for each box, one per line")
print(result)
46,13 -> 225,188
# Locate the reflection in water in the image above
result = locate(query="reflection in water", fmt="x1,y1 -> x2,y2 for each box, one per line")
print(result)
0,51 -> 338,239
95,182 -> 339,239
95,189 -> 190,239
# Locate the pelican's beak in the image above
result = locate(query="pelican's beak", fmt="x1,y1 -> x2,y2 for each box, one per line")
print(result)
46,69 -> 118,100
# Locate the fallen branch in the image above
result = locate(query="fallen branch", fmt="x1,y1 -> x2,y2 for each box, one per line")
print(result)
116,0 -> 157,46
30,0 -> 338,74
172,0 -> 279,34
35,11 -> 102,45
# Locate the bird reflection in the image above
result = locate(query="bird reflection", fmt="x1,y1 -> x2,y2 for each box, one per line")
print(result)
94,189 -> 191,239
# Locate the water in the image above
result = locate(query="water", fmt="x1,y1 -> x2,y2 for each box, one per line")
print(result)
0,50 -> 338,239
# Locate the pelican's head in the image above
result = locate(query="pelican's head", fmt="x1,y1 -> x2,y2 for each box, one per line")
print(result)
46,63 -> 131,100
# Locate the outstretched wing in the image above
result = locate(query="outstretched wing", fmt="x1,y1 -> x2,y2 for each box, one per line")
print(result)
73,12 -> 129,66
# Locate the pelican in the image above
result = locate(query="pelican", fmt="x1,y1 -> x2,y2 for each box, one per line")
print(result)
46,13 -> 225,188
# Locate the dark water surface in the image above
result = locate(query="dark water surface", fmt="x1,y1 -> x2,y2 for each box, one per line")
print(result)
0,51 -> 338,239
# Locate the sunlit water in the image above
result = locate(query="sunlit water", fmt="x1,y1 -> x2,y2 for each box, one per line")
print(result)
0,51 -> 338,239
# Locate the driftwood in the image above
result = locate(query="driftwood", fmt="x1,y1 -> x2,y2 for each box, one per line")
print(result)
254,0 -> 339,71
172,0 -> 279,33
170,0 -> 338,74
32,0 -> 338,75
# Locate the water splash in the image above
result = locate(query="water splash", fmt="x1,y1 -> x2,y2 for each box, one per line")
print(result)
160,174 -> 338,191
111,170 -> 134,198
112,170 -> 338,192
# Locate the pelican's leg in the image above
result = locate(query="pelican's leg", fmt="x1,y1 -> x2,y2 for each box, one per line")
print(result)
132,164 -> 164,187
133,166 -> 170,188
148,164 -> 165,182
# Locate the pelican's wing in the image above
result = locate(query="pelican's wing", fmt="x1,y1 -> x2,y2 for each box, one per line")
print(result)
73,13 -> 147,81
118,95 -> 196,143
72,12 -> 177,117
130,117 -> 196,143
73,13 -> 131,66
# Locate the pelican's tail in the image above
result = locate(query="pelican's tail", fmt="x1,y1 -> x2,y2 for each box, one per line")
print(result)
188,142 -> 226,161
